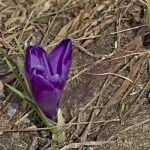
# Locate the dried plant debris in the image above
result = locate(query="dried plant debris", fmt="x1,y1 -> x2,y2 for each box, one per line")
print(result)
0,0 -> 150,149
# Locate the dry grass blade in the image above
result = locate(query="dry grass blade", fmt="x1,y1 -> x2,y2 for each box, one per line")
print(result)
99,53 -> 148,116
87,72 -> 133,83
60,140 -> 114,150
0,0 -> 150,149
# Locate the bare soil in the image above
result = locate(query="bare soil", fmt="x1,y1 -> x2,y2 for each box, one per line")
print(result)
0,0 -> 150,150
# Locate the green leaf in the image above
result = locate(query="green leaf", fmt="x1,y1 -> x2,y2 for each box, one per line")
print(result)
57,108 -> 66,144
2,43 -> 58,142
17,57 -> 30,93
6,84 -> 25,99
6,83 -> 58,140
4,56 -> 30,96
0,49 -> 16,67
14,37 -> 25,58
6,84 -> 33,103
121,102 -> 125,111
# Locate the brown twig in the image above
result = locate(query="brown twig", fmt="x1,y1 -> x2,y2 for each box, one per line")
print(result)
87,72 -> 133,83
60,140 -> 114,150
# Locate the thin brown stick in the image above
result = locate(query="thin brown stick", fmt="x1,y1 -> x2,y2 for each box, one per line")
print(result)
79,77 -> 110,148
123,79 -> 150,119
87,72 -> 133,83
0,143 -> 7,150
67,51 -> 145,83
31,5 -> 78,22
0,119 -> 120,133
73,42 -> 103,59
120,118 -> 150,133
41,14 -> 58,45
111,24 -> 146,35
20,10 -> 35,39
109,118 -> 150,141
60,140 -> 114,150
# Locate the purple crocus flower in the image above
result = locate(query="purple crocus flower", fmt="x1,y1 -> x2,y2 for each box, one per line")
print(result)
25,39 -> 72,119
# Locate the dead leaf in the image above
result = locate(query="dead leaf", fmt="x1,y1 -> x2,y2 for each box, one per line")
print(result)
0,80 -> 4,92
82,17 -> 115,48
54,4 -> 93,42
54,21 -> 72,41
0,37 -> 13,50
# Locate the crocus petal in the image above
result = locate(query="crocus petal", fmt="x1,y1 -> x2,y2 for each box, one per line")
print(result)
34,65 -> 47,79
24,39 -> 72,119
48,74 -> 64,90
25,45 -> 53,78
30,74 -> 60,119
48,39 -> 72,80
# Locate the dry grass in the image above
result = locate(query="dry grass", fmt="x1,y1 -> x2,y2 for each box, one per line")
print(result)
0,0 -> 150,149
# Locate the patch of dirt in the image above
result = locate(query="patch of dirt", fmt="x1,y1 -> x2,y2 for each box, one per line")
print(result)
0,0 -> 150,149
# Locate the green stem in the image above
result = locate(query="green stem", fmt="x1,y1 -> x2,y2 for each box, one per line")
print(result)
26,97 -> 58,141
